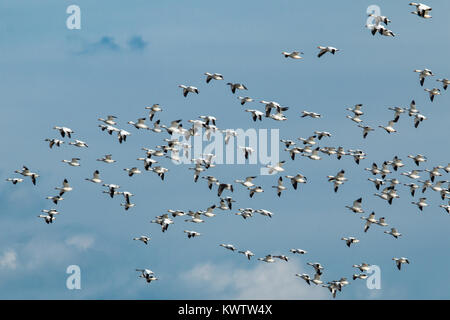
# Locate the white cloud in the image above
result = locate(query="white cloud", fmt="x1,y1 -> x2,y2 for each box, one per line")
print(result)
180,260 -> 329,300
65,235 -> 95,251
0,250 -> 17,270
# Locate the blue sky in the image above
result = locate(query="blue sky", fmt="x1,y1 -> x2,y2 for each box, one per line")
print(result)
0,0 -> 449,299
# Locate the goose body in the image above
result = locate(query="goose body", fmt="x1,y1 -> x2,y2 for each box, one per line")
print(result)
133,236 -> 150,245
317,46 -> 339,58
226,82 -> 247,94
178,85 -> 199,97
54,126 -> 74,138
204,72 -> 224,83
62,158 -> 81,167
97,154 -> 116,164
45,138 -> 64,149
393,257 -> 409,270
282,51 -> 303,59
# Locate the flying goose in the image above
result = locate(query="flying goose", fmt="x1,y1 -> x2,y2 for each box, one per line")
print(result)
290,249 -> 307,255
352,273 -> 368,281
123,167 -> 141,177
307,262 -> 324,275
168,209 -> 185,217
85,170 -> 102,184
285,174 -> 307,190
218,183 -> 234,197
272,177 -> 286,197
378,120 -> 397,133
346,114 -> 363,124
99,124 -> 119,135
239,146 -> 255,160
319,146 -> 337,156
436,78 -> 450,90
266,161 -> 286,174
409,2 -> 432,18
202,205 -> 217,218
144,104 -> 162,121
298,135 -> 317,146
258,255 -> 275,263
408,154 -> 427,166
388,107 -> 405,123
249,186 -> 264,198
184,230 -> 201,238
15,166 -> 39,185
327,170 -> 347,192
445,164 -> 450,173
361,212 -> 378,232
44,195 -> 63,206
390,156 -> 405,171
407,100 -> 420,117
365,163 -> 381,175
120,201 -> 136,211
128,118 -> 150,130
117,130 -> 131,144
412,197 -> 428,211
54,126 -> 74,138
238,250 -> 255,260
204,72 -> 224,83
419,179 -> 432,193
303,147 -> 321,161
178,85 -> 199,97
55,179 -> 72,196
368,13 -> 391,25
45,138 -> 64,149
357,124 -> 374,139
439,202 -> 450,214
133,236 -> 150,245
353,263 -> 371,272
184,212 -> 204,224
314,131 -> 331,140
393,257 -> 409,270
149,166 -> 168,181
98,115 -> 117,125
6,178 -> 23,185
62,158 -> 80,167
385,228 -> 402,239
404,183 -> 419,197
97,154 -> 116,164
226,82 -> 247,94
317,46 -> 339,58
431,181 -> 448,193
301,111 -> 321,118
414,68 -> 434,86
282,51 -> 303,59
273,255 -> 289,262
202,176 -> 219,190
38,214 -> 56,224
220,244 -> 236,252
137,157 -> 158,171
368,178 -> 385,190
245,109 -> 264,122
424,88 -> 440,102
341,237 -> 360,248
346,104 -> 364,116
103,184 -> 120,198
425,166 -> 444,182
296,274 -> 311,285
151,214 -> 174,232
237,96 -> 254,105
345,198 -> 364,214
136,269 -> 158,283
256,209 -> 273,218
235,176 -> 257,188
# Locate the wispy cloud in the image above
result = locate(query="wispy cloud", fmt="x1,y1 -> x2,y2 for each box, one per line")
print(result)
180,260 -> 329,300
65,234 -> 95,251
0,250 -> 17,270
127,36 -> 148,51
78,36 -> 121,55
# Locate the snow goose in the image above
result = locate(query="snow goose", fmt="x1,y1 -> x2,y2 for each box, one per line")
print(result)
402,169 -> 422,180
149,120 -> 162,133
282,51 -> 303,59
327,169 -> 347,192
407,100 -> 420,116
411,197 -> 428,211
168,209 -> 185,217
184,213 -> 204,224
419,179 -> 432,193
98,115 -> 117,125
409,2 -> 432,18
202,205 -> 217,218
285,147 -> 302,160
390,156 -> 405,171
238,250 -> 255,260
368,178 -> 385,190
408,154 -> 427,166
365,163 -> 381,176
388,107 -> 405,123
120,191 -> 135,205
249,186 -> 264,198
218,199 -> 230,211
54,126 -> 74,138
273,255 -> 289,262
117,130 -> 131,144
85,170 -> 102,184
128,118 -> 150,130
149,166 -> 168,181
436,78 -> 450,90
204,72 -> 223,83
393,257 -> 409,270
361,212 -> 378,232
413,113 -> 427,128
377,217 -> 388,227
424,88 -> 440,102
45,138 -> 64,149
103,184 -> 120,198
372,25 -> 395,37
350,149 -> 366,164
374,186 -> 399,205
345,198 -> 364,214
352,273 -> 368,281
445,164 -> 450,173
145,104 -> 162,121
38,214 -> 56,224
357,124 -> 374,139
218,183 -> 234,197
272,177 -> 286,197
322,282 -> 339,298
55,179 -> 72,196
235,176 -> 256,188
414,69 -> 434,86
301,111 -> 321,118
314,131 -> 332,140
341,237 -> 360,247
309,273 -> 324,285
136,269 -> 158,283
307,262 -> 324,275
269,111 -> 287,121
235,208 -> 254,220
6,178 -> 23,185
133,236 -> 150,245
239,146 -> 255,160
256,209 -> 273,218
237,96 -> 254,105
290,249 -> 307,255
184,230 -> 201,238
303,147 -> 321,161
97,154 -> 116,164
226,82 -> 247,94
404,183 -> 419,197
439,202 -> 450,214
298,135 -> 317,145
258,255 -> 275,263
265,161 -> 286,174
137,157 -> 158,171
425,166 -> 444,182
202,175 -> 219,190
378,120 -> 397,133
15,166 -> 39,185
220,244 -> 236,252
353,263 -> 371,272
62,158 -> 80,167
285,174 -> 307,190
431,180 -> 448,193
317,46 -> 339,58
99,124 -> 119,135
385,228 -> 402,239
178,85 -> 199,97
346,114 -> 363,124
296,274 -> 311,285
346,104 -> 364,116
245,109 -> 264,122
368,14 -> 391,25
123,167 -> 141,177
152,214 -> 174,232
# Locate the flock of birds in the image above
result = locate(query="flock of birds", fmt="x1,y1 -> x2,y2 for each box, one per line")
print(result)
5,3 -> 450,298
